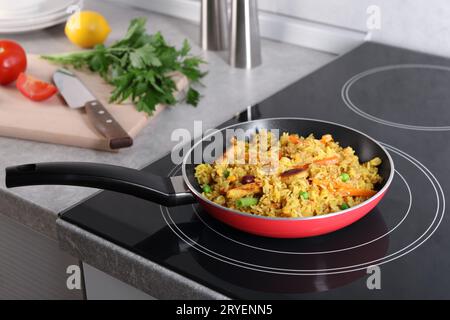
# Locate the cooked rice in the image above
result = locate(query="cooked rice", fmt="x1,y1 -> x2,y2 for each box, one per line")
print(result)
195,132 -> 382,218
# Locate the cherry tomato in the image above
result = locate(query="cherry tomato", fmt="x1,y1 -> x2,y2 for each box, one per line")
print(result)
0,40 -> 27,85
16,73 -> 57,101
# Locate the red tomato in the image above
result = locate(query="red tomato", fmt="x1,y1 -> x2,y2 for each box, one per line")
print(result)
16,73 -> 57,101
0,40 -> 27,85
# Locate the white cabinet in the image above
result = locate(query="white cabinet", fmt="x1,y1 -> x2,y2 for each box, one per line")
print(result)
83,263 -> 154,300
0,214 -> 83,299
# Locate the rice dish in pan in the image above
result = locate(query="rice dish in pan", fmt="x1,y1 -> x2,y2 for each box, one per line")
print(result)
195,132 -> 382,218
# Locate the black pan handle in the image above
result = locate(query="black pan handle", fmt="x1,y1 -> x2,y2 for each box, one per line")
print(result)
5,162 -> 196,207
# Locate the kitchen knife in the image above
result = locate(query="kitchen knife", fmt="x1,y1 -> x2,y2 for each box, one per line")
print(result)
53,69 -> 133,149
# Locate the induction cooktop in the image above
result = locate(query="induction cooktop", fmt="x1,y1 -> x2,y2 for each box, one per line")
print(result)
61,42 -> 449,299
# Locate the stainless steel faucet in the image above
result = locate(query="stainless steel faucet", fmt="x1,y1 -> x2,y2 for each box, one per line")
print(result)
229,0 -> 262,69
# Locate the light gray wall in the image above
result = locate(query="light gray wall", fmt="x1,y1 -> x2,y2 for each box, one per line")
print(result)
113,0 -> 450,57
258,0 -> 450,57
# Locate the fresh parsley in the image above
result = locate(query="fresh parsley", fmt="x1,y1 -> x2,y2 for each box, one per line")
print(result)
42,17 -> 206,115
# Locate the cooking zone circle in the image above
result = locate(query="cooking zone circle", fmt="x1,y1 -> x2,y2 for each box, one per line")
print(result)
342,64 -> 450,131
161,143 -> 445,275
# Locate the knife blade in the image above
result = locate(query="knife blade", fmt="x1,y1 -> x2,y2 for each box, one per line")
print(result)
53,69 -> 133,149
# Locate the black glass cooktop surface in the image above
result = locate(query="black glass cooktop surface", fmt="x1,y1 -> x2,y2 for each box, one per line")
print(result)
61,42 -> 449,299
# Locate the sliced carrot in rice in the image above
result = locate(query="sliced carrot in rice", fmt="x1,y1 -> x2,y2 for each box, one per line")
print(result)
313,155 -> 340,166
332,181 -> 377,197
338,188 -> 377,197
288,135 -> 301,144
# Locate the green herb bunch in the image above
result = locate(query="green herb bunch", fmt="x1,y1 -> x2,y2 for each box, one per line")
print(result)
42,17 -> 206,115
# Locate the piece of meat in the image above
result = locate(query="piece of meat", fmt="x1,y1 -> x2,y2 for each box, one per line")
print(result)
227,183 -> 261,199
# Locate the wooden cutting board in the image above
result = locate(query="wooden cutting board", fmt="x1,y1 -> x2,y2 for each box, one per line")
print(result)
0,54 -> 188,151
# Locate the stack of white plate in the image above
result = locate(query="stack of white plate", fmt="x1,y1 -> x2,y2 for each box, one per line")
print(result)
0,0 -> 82,34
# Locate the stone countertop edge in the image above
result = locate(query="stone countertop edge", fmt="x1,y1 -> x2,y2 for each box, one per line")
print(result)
57,219 -> 229,299
0,189 -> 58,239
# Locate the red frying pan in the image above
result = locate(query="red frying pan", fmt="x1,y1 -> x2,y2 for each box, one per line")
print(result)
5,118 -> 394,238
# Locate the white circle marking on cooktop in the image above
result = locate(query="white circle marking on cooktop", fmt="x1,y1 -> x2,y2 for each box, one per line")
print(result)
161,143 -> 445,275
341,64 -> 450,131
190,169 -> 410,255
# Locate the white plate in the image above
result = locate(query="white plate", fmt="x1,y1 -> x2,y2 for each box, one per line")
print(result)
0,0 -> 46,14
0,0 -> 82,33
0,0 -> 77,20
0,15 -> 68,34
0,9 -> 70,28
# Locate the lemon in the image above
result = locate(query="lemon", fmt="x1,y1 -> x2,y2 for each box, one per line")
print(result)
65,11 -> 111,48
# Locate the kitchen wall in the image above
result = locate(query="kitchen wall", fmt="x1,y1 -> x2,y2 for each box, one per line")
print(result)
267,0 -> 450,57
111,0 -> 450,57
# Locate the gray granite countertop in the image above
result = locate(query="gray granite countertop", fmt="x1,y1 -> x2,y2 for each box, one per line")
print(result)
0,0 -> 337,298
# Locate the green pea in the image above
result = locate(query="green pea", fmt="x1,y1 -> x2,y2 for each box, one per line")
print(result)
236,197 -> 258,208
340,173 -> 350,182
340,203 -> 349,210
299,191 -> 309,200
202,184 -> 212,193
223,170 -> 230,178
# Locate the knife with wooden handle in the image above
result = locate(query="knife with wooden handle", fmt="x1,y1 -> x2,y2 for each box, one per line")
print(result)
53,69 -> 133,150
